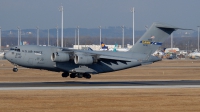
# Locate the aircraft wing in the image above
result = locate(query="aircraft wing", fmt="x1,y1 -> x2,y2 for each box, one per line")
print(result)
61,48 -> 137,62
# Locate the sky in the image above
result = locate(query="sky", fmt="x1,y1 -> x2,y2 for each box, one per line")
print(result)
1,0 -> 200,31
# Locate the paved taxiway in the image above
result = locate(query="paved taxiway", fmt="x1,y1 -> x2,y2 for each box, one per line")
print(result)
1,80 -> 200,90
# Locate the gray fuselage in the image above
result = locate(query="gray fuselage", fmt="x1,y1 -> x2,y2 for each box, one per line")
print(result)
5,45 -> 160,74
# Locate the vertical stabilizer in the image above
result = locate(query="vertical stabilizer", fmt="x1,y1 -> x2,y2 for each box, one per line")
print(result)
128,22 -> 183,54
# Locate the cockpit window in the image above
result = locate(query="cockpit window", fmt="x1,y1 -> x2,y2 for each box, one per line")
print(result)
10,48 -> 15,50
10,48 -> 20,52
16,49 -> 20,52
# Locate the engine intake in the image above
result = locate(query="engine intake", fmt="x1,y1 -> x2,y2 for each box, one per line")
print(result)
74,55 -> 93,65
51,52 -> 70,62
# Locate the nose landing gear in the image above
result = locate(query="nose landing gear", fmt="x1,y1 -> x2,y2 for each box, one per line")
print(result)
13,68 -> 18,72
13,65 -> 18,72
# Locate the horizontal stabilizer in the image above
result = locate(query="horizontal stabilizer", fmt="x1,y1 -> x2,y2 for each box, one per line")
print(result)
155,22 -> 192,30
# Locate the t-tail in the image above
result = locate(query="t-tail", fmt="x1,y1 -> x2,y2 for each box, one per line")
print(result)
128,22 -> 190,54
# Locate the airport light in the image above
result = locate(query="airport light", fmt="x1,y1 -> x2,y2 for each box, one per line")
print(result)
17,27 -> 22,46
145,26 -> 148,31
77,26 -> 79,49
131,7 -> 134,46
59,5 -> 64,48
17,26 -> 20,46
0,27 -> 1,51
20,28 -> 21,45
121,25 -> 124,48
36,26 -> 39,45
48,29 -> 49,46
75,29 -> 76,45
171,33 -> 173,48
99,26 -> 101,48
56,26 -> 59,47
186,44 -> 187,52
198,26 -> 200,51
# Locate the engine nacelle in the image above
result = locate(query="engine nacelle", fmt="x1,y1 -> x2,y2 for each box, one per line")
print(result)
51,52 -> 70,62
74,55 -> 93,65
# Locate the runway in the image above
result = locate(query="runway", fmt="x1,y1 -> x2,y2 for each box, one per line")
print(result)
141,66 -> 200,68
1,80 -> 200,90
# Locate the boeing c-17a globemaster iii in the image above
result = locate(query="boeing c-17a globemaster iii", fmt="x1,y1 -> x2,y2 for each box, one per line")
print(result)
5,22 -> 188,79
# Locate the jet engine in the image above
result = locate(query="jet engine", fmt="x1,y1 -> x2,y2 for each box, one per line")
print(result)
51,52 -> 70,62
74,54 -> 93,65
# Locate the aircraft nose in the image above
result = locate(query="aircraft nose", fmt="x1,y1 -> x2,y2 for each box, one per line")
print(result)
3,53 -> 6,59
5,52 -> 11,60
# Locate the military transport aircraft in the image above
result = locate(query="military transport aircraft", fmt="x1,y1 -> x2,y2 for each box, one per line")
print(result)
5,22 -> 188,79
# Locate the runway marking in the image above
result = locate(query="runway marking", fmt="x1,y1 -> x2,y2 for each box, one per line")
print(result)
1,85 -> 200,90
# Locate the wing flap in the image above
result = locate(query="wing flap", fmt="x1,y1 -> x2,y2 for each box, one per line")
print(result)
99,55 -> 137,62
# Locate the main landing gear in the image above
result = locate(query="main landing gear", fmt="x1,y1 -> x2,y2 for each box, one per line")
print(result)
62,72 -> 69,78
62,72 -> 91,79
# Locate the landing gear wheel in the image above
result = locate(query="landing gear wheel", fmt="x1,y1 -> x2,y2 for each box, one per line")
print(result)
13,68 -> 18,72
62,72 -> 69,78
77,73 -> 83,78
70,73 -> 76,78
83,73 -> 91,79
